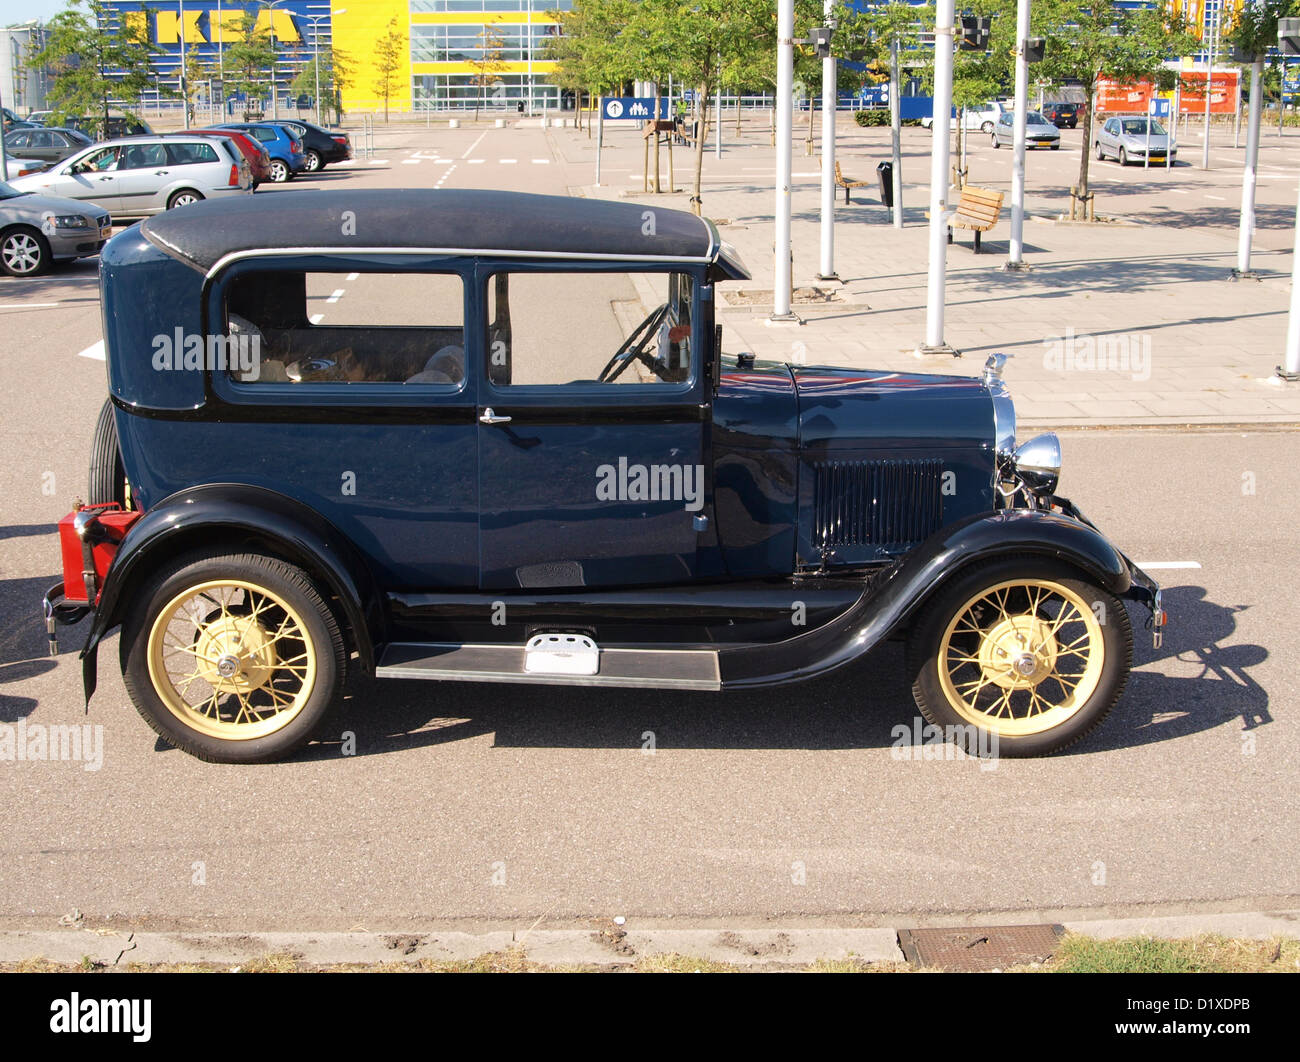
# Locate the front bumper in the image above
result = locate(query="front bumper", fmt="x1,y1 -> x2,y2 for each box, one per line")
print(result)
1052,494 -> 1165,648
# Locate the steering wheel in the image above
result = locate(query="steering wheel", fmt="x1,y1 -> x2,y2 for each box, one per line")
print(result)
597,303 -> 670,383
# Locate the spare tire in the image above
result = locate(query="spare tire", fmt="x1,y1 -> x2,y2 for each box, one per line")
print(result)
87,398 -> 128,507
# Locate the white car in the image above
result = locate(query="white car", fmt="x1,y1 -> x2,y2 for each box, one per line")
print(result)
3,156 -> 45,180
8,135 -> 251,218
922,100 -> 1009,133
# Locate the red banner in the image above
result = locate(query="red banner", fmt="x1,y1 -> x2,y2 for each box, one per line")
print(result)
1096,70 -> 1238,115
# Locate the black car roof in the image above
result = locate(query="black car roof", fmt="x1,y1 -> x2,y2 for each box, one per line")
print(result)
139,189 -> 748,278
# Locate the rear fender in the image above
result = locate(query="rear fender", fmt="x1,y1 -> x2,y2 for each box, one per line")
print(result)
80,483 -> 382,702
719,508 -> 1131,689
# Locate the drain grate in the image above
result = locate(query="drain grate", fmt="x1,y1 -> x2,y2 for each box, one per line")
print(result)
898,924 -> 1064,971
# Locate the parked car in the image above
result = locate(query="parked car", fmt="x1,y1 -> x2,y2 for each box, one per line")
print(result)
8,134 -> 251,218
42,189 -> 1164,763
0,178 -> 112,277
3,126 -> 94,166
214,122 -> 306,182
276,119 -> 352,172
163,128 -> 271,187
24,110 -> 54,126
3,156 -> 46,180
990,110 -> 1061,150
61,113 -> 154,139
1095,115 -> 1177,165
922,100 -> 1009,133
1041,102 -> 1080,128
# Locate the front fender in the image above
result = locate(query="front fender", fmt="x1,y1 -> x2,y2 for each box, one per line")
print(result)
719,507 -> 1131,689
80,483 -> 382,701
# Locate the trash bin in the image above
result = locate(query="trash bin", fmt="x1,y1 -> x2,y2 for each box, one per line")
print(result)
876,161 -> 895,208
517,101 -> 525,114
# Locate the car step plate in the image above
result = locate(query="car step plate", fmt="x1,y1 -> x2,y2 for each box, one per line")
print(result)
524,633 -> 599,675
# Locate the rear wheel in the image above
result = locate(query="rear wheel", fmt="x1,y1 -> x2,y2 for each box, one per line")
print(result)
87,398 -> 128,507
269,159 -> 290,183
167,189 -> 203,210
980,120 -> 994,133
906,557 -> 1132,757
121,551 -> 346,763
0,226 -> 50,277
303,150 -> 322,172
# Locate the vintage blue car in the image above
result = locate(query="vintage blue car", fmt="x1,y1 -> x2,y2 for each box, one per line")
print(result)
45,189 -> 1163,763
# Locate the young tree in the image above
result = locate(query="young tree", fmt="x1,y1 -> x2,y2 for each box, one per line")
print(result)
373,17 -> 404,123
290,46 -> 353,123
1037,0 -> 1197,212
34,0 -> 157,137
470,22 -> 509,121
223,11 -> 277,116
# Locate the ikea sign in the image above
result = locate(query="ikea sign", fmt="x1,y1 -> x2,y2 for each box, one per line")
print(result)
108,1 -> 318,50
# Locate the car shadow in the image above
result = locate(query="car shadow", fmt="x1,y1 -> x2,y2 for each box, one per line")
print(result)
0,567 -> 70,721
300,582 -> 1264,761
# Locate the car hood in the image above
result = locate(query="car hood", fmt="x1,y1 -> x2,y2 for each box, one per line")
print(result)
1121,132 -> 1173,148
0,190 -> 111,220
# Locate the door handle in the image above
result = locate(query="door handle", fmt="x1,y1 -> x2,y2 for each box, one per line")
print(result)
98,176 -> 113,181
478,407 -> 511,425
154,170 -> 169,175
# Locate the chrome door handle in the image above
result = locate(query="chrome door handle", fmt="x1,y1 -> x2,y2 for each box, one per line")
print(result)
479,407 -> 511,425
98,176 -> 113,181
154,170 -> 169,175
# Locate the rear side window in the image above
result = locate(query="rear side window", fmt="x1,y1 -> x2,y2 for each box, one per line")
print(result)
167,141 -> 220,165
249,127 -> 276,143
120,142 -> 168,169
223,270 -> 466,387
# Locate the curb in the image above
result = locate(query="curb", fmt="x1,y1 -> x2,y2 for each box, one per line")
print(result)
4,910 -> 1297,969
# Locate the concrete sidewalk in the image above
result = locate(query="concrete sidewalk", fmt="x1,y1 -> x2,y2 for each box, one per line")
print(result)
561,120 -> 1300,427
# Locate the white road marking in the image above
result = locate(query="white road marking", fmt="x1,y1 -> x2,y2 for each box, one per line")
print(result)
499,158 -> 517,164
309,313 -> 324,324
1168,188 -> 1190,194
435,164 -> 457,188
368,159 -> 387,166
401,158 -> 421,165
467,158 -> 486,164
78,340 -> 106,361
326,289 -> 344,303
347,272 -> 359,281
1205,194 -> 1225,201
532,158 -> 550,164
461,131 -> 488,158
0,302 -> 59,310
1134,561 -> 1202,570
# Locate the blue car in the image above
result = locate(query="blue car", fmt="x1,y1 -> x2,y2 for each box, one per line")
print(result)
45,190 -> 1164,763
214,121 -> 306,182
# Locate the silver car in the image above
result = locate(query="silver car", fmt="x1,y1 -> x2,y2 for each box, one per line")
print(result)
0,179 -> 112,277
8,134 -> 251,218
991,110 -> 1061,150
1095,116 -> 1177,165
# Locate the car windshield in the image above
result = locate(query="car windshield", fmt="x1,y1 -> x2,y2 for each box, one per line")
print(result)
1122,119 -> 1165,135
1027,113 -> 1053,126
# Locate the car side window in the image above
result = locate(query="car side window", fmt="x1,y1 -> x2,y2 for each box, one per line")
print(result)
120,143 -> 168,169
30,131 -> 54,148
8,132 -> 28,148
224,270 -> 466,387
484,270 -> 693,388
77,146 -> 120,172
167,141 -> 219,165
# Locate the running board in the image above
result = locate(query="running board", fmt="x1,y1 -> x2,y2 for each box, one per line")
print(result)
376,642 -> 722,690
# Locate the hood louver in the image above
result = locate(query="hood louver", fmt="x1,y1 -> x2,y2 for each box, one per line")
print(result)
812,458 -> 945,549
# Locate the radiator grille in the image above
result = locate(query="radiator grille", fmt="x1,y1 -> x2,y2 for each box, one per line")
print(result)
812,458 -> 945,548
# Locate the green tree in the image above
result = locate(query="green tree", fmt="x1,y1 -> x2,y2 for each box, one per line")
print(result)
470,22 -> 509,121
1037,0 -> 1198,209
290,46 -> 352,124
34,0 -> 157,138
372,17 -> 404,122
223,11 -> 277,116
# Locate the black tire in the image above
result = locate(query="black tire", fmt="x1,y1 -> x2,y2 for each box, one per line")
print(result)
87,398 -> 127,507
905,556 -> 1132,758
121,551 -> 346,763
1118,147 -> 1128,166
303,149 -> 322,172
0,226 -> 50,277
167,189 -> 204,210
1050,143 -> 1060,150
980,120 -> 994,133
1095,141 -> 1105,161
991,134 -> 1000,148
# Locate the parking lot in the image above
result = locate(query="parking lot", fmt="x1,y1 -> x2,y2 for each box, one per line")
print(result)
1,117 -> 1297,930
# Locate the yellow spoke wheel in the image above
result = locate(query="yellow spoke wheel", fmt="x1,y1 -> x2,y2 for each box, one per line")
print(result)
146,579 -> 317,741
937,578 -> 1104,738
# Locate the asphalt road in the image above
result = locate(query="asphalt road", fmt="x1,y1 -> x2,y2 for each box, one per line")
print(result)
0,123 -> 1296,929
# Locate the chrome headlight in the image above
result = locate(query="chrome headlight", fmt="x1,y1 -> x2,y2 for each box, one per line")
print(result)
43,213 -> 90,229
1010,432 -> 1062,498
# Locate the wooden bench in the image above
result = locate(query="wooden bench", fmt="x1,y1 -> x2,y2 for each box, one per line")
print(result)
834,161 -> 871,204
947,185 -> 1004,253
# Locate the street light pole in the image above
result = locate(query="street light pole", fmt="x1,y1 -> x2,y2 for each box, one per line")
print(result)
919,0 -> 956,354
1235,58 -> 1263,279
1006,0 -> 1031,271
772,0 -> 796,321
817,0 -> 837,281
1202,0 -> 1219,170
179,0 -> 190,129
303,12 -> 340,124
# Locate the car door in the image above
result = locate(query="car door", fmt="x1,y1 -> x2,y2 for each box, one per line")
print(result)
39,145 -> 122,209
475,263 -> 710,591
114,142 -> 171,214
1100,118 -> 1118,155
25,129 -> 59,163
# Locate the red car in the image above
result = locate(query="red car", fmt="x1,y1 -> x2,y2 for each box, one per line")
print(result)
164,128 -> 272,187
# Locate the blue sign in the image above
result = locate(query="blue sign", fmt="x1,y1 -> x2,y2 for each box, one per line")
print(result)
857,85 -> 889,105
1148,98 -> 1171,118
602,97 -> 670,121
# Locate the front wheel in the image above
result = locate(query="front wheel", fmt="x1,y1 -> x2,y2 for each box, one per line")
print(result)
1095,141 -> 1105,161
122,551 -> 346,763
991,134 -> 1000,148
905,557 -> 1132,757
0,226 -> 50,277
1118,147 -> 1129,166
